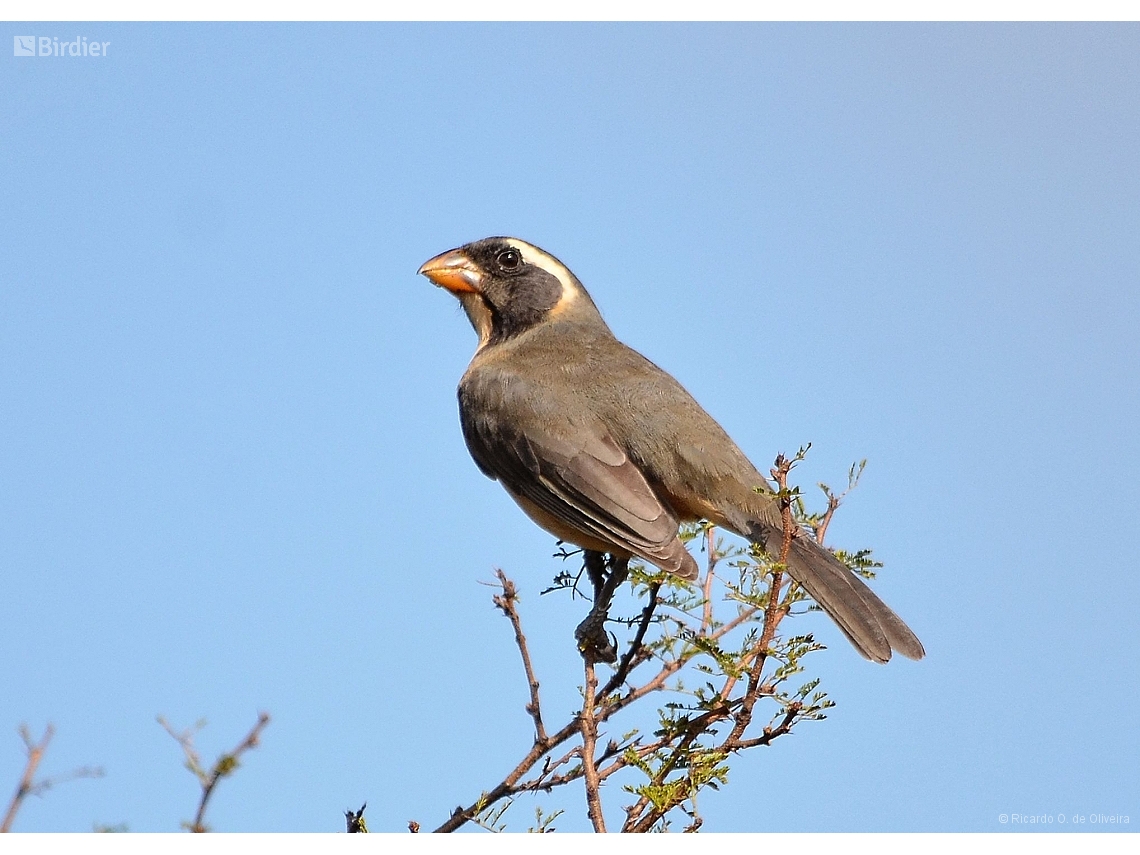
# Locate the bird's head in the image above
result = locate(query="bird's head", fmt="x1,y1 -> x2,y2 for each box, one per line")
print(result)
418,237 -> 601,349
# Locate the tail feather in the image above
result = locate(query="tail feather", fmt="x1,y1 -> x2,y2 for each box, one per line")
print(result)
748,523 -> 925,663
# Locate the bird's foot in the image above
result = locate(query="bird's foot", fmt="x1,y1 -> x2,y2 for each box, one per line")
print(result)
574,551 -> 628,664
575,610 -> 617,664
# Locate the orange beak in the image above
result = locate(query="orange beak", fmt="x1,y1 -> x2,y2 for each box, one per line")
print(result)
418,248 -> 483,294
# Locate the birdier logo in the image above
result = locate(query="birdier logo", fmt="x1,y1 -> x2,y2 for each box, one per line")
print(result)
13,35 -> 110,57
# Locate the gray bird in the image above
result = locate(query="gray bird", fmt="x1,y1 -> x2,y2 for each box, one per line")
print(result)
420,237 -> 924,663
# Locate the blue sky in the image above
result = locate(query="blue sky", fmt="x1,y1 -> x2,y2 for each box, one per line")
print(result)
2,23 -> 1137,833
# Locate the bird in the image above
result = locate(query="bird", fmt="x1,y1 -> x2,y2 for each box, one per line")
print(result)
418,237 -> 924,663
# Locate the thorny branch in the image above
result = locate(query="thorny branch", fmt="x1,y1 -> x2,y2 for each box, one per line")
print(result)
1,725 -> 104,833
439,451 -> 851,833
158,711 -> 270,832
726,454 -> 797,741
618,453 -> 804,832
493,569 -> 547,743
580,661 -> 606,832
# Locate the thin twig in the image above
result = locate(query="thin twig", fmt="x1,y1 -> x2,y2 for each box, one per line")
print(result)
493,570 -> 547,743
193,712 -> 269,833
515,737 -> 637,794
815,459 -> 863,545
434,716 -> 581,832
702,526 -> 717,631
814,492 -> 841,545
728,704 -> 801,750
599,580 -> 660,698
580,660 -> 606,832
159,712 -> 270,832
1,725 -> 103,833
2,725 -> 51,833
720,456 -> 796,747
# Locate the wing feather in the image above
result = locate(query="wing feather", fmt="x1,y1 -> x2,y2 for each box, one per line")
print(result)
460,382 -> 696,578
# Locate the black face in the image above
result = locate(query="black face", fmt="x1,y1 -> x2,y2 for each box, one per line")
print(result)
462,238 -> 565,344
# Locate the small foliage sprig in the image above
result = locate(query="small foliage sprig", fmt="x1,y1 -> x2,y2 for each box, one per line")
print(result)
158,712 -> 270,832
1,725 -> 104,833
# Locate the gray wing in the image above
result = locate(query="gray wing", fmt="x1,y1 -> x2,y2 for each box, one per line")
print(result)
459,385 -> 697,580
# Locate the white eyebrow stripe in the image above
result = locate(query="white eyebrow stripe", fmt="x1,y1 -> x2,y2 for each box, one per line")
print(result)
506,238 -> 579,305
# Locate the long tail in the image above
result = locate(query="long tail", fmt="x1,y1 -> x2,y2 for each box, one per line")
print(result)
747,522 -> 925,663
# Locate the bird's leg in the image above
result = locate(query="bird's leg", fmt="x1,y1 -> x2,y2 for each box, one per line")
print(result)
601,554 -> 629,606
575,552 -> 629,665
576,551 -> 612,662
583,549 -> 608,597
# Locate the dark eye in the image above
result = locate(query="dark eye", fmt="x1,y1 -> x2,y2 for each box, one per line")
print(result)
496,249 -> 521,270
